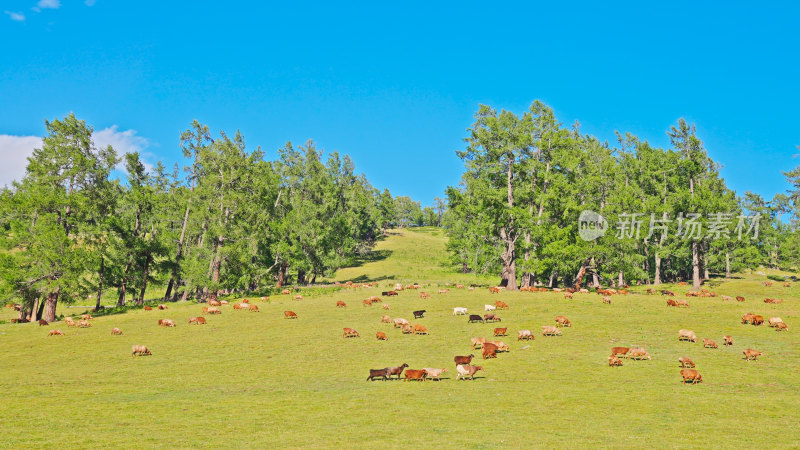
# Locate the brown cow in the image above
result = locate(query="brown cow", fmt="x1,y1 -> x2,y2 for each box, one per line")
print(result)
629,348 -> 651,360
675,299 -> 690,308
743,349 -> 762,361
419,292 -> 431,299
157,305 -> 168,310
564,292 -> 573,300
284,311 -> 298,319
608,355 -> 623,367
376,331 -> 388,340
517,329 -> 534,340
404,369 -> 427,381
144,306 -> 153,311
483,314 -> 501,323
248,304 -> 259,312
336,301 -> 346,308
81,314 -> 93,320
703,338 -> 718,349
281,289 -> 291,295
736,296 -> 745,302
454,354 -> 475,365
741,313 -> 756,324
188,317 -> 206,325
158,319 -> 175,327
489,286 -> 501,294
723,335 -> 734,346
775,322 -> 789,331
680,369 -> 702,384
494,327 -> 507,337
294,294 -> 304,300
362,299 -> 372,307
48,329 -> 65,336
541,326 -> 562,336
611,347 -> 630,358
678,356 -> 695,368
387,363 -> 408,379
456,364 -> 483,380
495,301 -> 509,309
342,327 -> 360,338
132,345 -> 151,356
602,296 -> 611,304
413,324 -> 428,335
208,300 -> 222,307
678,329 -> 697,342
666,299 -> 678,307
401,324 -> 413,334
381,315 -> 392,323
38,319 -> 49,326
482,342 -> 498,359
78,320 -> 92,328
111,327 -> 123,335
751,315 -> 765,326
554,316 -> 571,327
471,337 -> 487,349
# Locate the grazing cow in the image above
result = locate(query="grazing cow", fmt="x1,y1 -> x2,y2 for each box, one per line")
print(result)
553,288 -> 563,292
517,330 -> 534,341
489,286 -> 501,294
724,335 -> 734,346
453,307 -> 468,315
662,290 -> 675,296
393,318 -> 410,328
38,319 -> 49,326
736,296 -> 745,302
721,295 -> 733,301
131,345 -> 151,356
541,326 -> 562,336
342,327 -> 360,338
158,319 -> 175,327
294,295 -> 304,300
81,314 -> 93,320
144,306 -> 152,311
484,314 -> 501,323
678,281 -> 687,286
157,305 -> 168,310
48,329 -> 65,336
388,363 -> 409,379
764,298 -> 782,304
495,301 -> 509,310
603,296 -> 611,304
743,349 -> 763,361
413,310 -> 426,319
111,327 -> 123,335
608,355 -> 623,367
666,299 -> 678,307
456,364 -> 483,380
454,354 -> 475,365
482,342 -> 498,359
376,331 -> 388,340
489,341 -> 510,352
369,296 -> 382,303
401,324 -> 413,334
394,283 -> 404,291
363,299 -> 372,307
471,337 -> 487,349
763,281 -> 773,287
64,317 -> 76,327
78,320 -> 92,328
752,315 -> 765,326
678,329 -> 697,342
282,289 -> 291,295
564,292 -> 573,300
404,369 -> 427,381
367,368 -> 390,381
611,347 -> 630,358
438,289 -> 450,294
385,291 -> 399,297
741,313 -> 756,324
208,300 -> 222,307
206,307 -> 221,314
554,316 -> 571,327
675,299 -> 690,308
220,300 -> 229,305
423,368 -> 447,381
468,314 -> 484,323
767,317 -> 784,327
413,324 -> 428,335
680,369 -> 702,384
188,317 -> 202,325
494,327 -> 507,337
382,303 -> 391,310
629,348 -> 651,360
419,292 -> 431,299
703,338 -> 718,349
233,303 -> 244,310
678,356 -> 695,368
248,304 -> 259,312
485,304 -> 496,312
336,301 -> 346,308
381,315 -> 392,323
775,322 -> 789,331
784,282 -> 791,287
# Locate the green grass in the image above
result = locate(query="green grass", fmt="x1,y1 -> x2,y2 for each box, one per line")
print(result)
0,227 -> 798,448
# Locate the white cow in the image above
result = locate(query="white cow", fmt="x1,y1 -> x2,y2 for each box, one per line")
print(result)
485,304 -> 496,312
453,307 -> 468,315
393,318 -> 410,328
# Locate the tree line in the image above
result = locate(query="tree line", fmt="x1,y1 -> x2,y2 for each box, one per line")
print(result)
445,101 -> 800,290
0,114 -> 418,322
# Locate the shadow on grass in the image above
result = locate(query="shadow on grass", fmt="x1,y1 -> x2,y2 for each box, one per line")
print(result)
345,249 -> 393,269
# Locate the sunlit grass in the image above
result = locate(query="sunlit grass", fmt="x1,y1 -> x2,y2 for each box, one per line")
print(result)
0,228 -> 797,447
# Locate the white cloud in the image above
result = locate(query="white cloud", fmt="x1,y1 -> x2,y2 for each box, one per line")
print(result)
0,126 -> 154,188
4,11 -> 26,21
33,0 -> 61,11
0,135 -> 41,188
85,0 -> 96,6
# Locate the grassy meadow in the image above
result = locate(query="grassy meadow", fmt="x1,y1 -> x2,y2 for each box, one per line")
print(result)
0,227 -> 798,448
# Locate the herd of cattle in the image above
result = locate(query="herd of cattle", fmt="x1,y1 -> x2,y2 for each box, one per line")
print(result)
16,279 -> 791,384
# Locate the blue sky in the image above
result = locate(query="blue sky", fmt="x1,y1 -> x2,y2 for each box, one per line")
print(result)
1,1 -> 798,206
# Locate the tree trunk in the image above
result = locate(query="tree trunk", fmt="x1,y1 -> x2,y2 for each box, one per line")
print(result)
28,297 -> 39,322
276,262 -> 288,287
297,269 -> 306,285
725,251 -> 731,278
654,252 -> 662,285
137,252 -> 152,305
118,260 -> 132,306
573,258 -> 591,288
461,262 -> 469,274
95,255 -> 105,311
43,288 -> 59,323
499,226 -> 517,290
548,271 -> 557,288
618,270 -> 624,287
692,241 -> 701,290
165,204 -> 191,301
